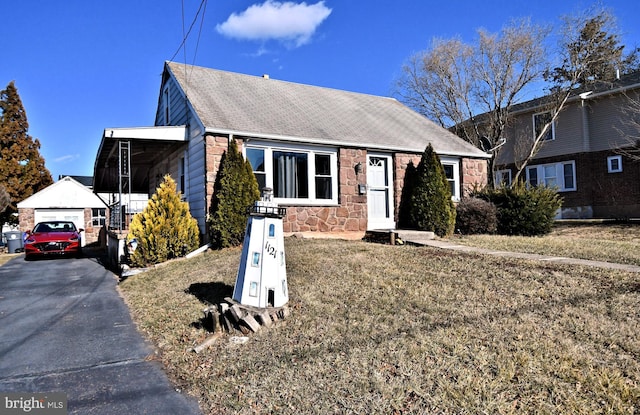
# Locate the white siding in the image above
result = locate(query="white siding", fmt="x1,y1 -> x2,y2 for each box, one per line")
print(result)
186,121 -> 207,235
588,93 -> 637,152
155,76 -> 189,127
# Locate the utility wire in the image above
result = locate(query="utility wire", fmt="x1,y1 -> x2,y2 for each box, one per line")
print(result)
168,0 -> 208,63
190,0 -> 208,68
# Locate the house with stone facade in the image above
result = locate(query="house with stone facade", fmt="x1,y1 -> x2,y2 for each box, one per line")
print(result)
494,71 -> 640,219
93,62 -> 489,243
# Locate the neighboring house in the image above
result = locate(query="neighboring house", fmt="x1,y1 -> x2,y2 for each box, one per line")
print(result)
17,176 -> 108,246
494,71 -> 640,219
93,62 -> 489,243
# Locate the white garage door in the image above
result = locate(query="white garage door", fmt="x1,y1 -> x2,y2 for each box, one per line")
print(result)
34,209 -> 86,247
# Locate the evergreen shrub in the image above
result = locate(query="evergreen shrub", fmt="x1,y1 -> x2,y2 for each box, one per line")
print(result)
208,139 -> 260,249
128,175 -> 200,267
474,182 -> 562,236
455,197 -> 498,235
408,144 -> 456,237
397,160 -> 417,229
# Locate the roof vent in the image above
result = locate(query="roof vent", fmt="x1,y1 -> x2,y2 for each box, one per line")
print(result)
262,74 -> 270,79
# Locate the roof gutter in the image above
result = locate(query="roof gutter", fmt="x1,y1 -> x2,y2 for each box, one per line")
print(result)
509,81 -> 640,116
204,127 -> 491,159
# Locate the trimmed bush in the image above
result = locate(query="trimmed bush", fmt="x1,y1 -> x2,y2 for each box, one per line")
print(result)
128,175 -> 200,267
397,160 -> 417,229
455,197 -> 498,235
474,182 -> 562,236
408,144 -> 456,237
208,139 -> 260,249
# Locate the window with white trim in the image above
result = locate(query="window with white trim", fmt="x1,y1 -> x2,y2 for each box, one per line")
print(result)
495,169 -> 512,187
526,161 -> 576,191
607,155 -> 622,173
245,142 -> 338,205
440,158 -> 460,201
533,111 -> 555,141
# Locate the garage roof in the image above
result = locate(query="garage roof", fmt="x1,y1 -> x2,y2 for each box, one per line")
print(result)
17,176 -> 106,209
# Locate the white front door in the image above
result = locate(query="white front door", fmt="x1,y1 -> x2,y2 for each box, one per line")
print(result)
367,153 -> 395,230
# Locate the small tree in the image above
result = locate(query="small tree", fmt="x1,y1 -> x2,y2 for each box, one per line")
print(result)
408,144 -> 456,237
208,139 -> 260,249
397,160 -> 417,229
0,81 -> 52,224
128,175 -> 199,267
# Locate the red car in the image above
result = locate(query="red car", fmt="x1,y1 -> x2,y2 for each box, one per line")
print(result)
24,221 -> 83,260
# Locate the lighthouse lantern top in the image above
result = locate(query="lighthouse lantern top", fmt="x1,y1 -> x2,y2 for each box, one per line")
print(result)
249,187 -> 286,218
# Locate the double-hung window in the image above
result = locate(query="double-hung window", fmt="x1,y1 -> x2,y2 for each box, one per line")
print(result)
526,161 -> 576,191
245,142 -> 338,204
440,158 -> 460,201
533,111 -> 555,141
495,169 -> 512,187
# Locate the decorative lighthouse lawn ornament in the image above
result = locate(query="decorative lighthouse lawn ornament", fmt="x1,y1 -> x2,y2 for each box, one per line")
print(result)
232,187 -> 288,308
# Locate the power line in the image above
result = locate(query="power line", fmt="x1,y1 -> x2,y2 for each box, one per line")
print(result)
169,0 -> 208,63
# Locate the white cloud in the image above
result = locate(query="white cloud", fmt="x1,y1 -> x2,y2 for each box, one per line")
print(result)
216,1 -> 332,47
54,154 -> 80,163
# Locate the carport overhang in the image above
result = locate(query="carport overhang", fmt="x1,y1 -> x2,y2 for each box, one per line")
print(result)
93,126 -> 188,193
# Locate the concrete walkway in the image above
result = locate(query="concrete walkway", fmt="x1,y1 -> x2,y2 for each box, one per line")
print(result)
397,230 -> 640,273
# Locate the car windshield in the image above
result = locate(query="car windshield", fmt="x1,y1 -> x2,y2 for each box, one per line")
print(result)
33,222 -> 77,233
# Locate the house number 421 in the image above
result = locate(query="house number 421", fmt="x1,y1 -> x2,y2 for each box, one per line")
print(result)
265,241 -> 277,258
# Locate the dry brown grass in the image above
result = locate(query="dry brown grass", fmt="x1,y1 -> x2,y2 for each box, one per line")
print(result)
0,252 -> 21,267
119,235 -> 640,414
452,222 -> 640,266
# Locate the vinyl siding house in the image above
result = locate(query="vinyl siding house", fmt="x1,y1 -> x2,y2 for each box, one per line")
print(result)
494,72 -> 640,219
93,62 -> 489,247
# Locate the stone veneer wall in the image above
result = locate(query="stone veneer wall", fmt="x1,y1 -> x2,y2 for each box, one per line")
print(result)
18,208 -> 34,233
204,134 -> 234,216
461,158 -> 488,196
393,153 -> 422,222
82,208 -> 103,245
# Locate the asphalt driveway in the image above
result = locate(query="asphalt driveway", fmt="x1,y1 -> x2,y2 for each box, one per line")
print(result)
0,252 -> 202,414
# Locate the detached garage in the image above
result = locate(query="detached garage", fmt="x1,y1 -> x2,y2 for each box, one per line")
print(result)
17,176 -> 107,246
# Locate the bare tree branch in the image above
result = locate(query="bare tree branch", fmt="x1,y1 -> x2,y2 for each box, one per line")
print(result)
614,90 -> 640,160
395,19 -> 549,187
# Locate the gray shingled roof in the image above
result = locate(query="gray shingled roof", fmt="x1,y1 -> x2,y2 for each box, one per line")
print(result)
166,62 -> 488,158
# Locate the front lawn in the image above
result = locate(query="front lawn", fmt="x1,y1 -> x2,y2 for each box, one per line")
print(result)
451,222 -> 640,266
119,236 -> 640,414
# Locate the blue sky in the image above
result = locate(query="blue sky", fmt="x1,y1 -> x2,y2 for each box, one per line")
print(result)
2,0 -> 639,181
